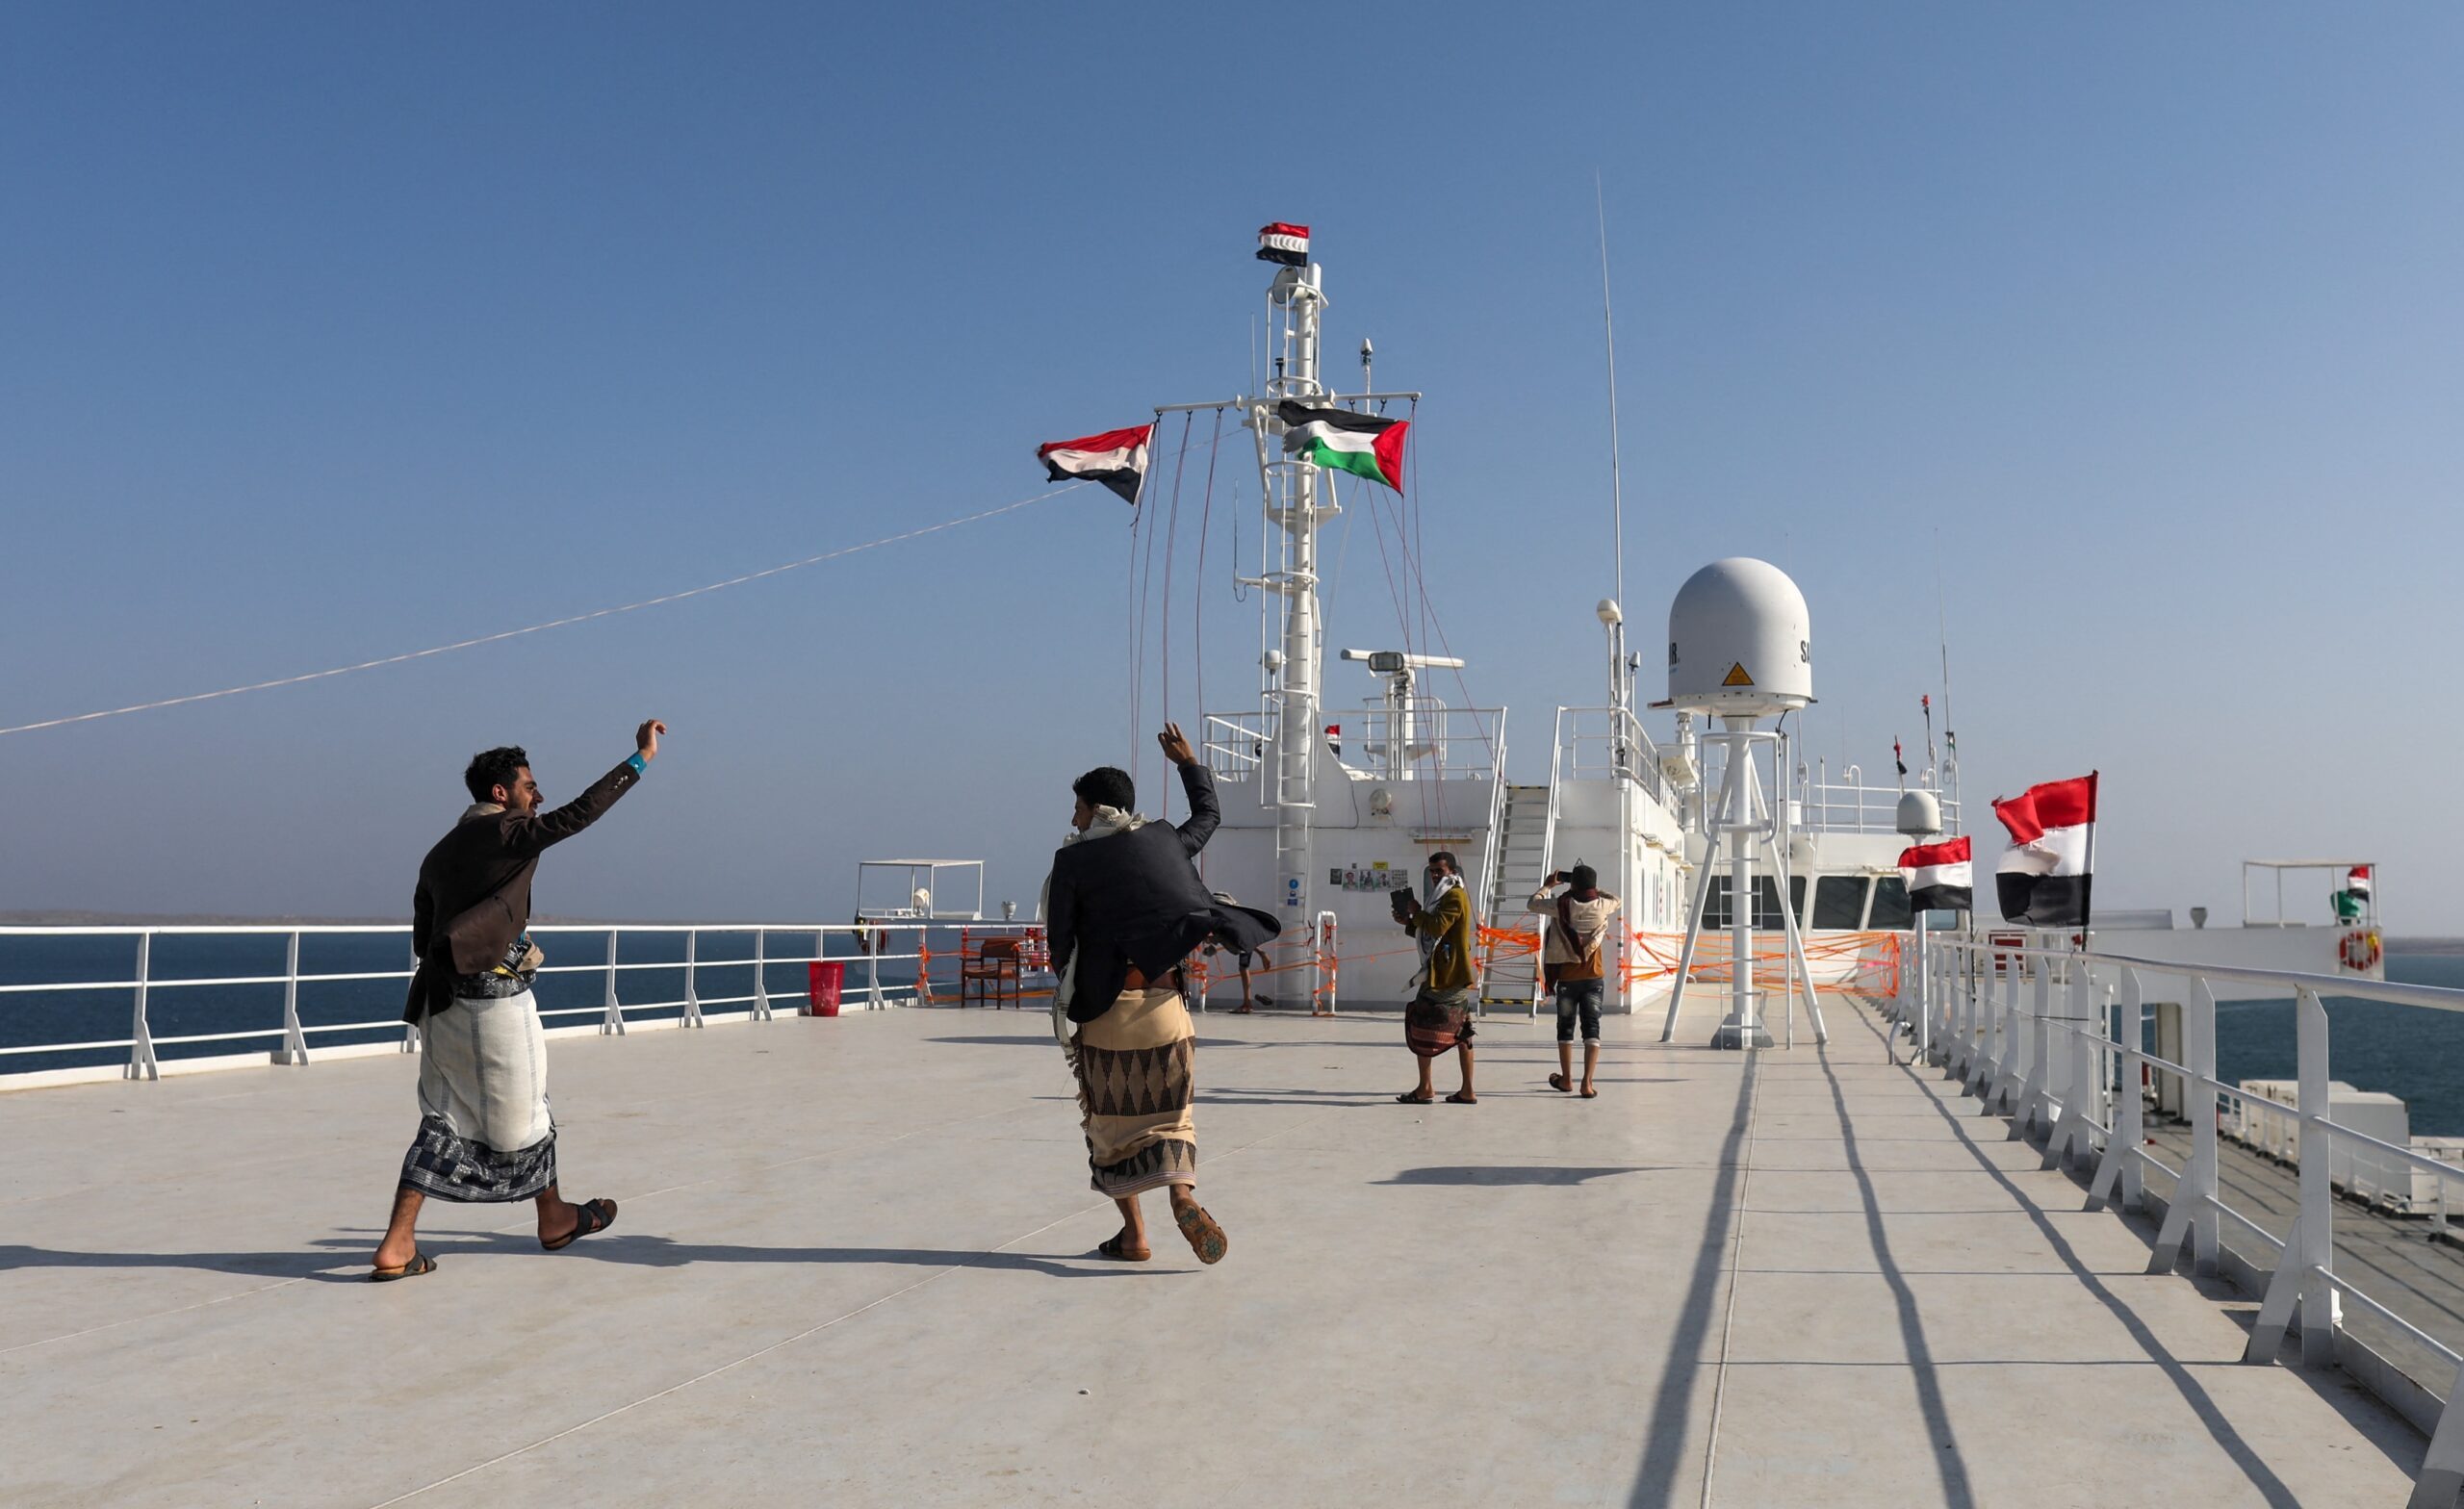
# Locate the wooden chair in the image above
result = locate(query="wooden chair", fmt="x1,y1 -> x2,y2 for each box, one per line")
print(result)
961,937 -> 1023,1009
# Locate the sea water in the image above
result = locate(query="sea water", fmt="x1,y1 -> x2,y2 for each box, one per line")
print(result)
2213,953 -> 2464,1136
0,928 -> 926,1080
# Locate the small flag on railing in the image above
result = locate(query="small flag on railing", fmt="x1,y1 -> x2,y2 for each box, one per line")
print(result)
1992,772 -> 2097,927
1893,738 -> 1907,784
1898,835 -> 1973,912
1325,723 -> 1342,757
2333,864 -> 2373,920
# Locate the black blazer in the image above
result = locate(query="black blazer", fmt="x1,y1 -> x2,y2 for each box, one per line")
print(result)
1045,760 -> 1280,1023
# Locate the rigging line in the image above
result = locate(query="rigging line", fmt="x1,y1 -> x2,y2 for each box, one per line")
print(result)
1159,411 -> 1195,818
1194,407 -> 1224,738
1390,411 -> 1499,766
1128,486 -> 1147,773
1133,422 -> 1180,794
0,485 -> 1087,740
1360,468 -> 1413,657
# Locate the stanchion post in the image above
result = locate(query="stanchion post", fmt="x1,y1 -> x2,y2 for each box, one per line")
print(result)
273,929 -> 310,1066
601,929 -> 627,1036
125,932 -> 160,1082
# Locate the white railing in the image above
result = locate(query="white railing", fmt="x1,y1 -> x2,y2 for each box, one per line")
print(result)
1348,699 -> 1505,784
1884,934 -> 2464,1509
1201,709 -> 1275,779
1801,779 -> 1962,835
1472,717 -> 1511,940
0,921 -> 1044,1090
1200,702 -> 1505,786
1552,704 -> 1665,806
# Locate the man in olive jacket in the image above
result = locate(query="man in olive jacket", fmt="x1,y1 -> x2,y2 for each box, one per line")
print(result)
370,718 -> 664,1281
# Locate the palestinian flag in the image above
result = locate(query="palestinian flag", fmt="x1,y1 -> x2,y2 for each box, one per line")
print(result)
1897,836 -> 1973,912
1991,772 -> 2096,927
1036,424 -> 1152,505
1276,399 -> 1408,491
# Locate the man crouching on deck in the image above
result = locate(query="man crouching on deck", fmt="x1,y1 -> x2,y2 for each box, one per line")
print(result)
1044,723 -> 1276,1265
369,719 -> 665,1281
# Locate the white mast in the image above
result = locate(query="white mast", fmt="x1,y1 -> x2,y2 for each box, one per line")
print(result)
1158,225 -> 1417,927
1263,258 -> 1327,920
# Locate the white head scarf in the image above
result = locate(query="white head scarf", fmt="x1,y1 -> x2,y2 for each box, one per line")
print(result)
1041,805 -> 1152,1046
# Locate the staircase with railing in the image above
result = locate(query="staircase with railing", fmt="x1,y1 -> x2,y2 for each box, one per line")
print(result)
1480,783 -> 1552,1008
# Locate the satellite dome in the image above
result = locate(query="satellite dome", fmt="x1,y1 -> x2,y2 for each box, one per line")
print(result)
1895,790 -> 1942,838
1667,558 -> 1812,714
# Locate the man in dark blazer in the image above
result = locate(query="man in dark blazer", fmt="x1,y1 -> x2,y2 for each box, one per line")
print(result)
1045,724 -> 1275,1265
369,719 -> 664,1281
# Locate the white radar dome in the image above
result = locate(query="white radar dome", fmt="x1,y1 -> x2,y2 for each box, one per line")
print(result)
1895,790 -> 1942,838
1667,558 -> 1812,714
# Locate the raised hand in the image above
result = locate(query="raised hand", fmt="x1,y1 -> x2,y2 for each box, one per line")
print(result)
636,719 -> 667,761
1158,723 -> 1195,768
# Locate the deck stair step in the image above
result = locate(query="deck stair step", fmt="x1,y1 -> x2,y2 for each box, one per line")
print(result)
1479,783 -> 1555,1009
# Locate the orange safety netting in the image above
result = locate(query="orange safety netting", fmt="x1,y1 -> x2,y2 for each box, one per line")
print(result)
902,923 -> 1902,1007
1624,928 -> 1901,996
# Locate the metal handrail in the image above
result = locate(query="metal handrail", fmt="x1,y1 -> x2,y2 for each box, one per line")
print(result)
1887,931 -> 2464,1505
0,921 -> 1044,1088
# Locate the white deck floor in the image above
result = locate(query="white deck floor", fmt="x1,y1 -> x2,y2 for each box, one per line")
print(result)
0,992 -> 2431,1507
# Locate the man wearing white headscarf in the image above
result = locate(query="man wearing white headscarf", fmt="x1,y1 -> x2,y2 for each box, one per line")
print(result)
1043,724 -> 1276,1266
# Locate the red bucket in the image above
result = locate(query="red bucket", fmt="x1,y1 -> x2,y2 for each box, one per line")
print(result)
806,960 -> 845,1017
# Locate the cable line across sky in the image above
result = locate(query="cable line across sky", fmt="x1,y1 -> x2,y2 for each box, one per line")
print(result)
0,484 -> 1090,738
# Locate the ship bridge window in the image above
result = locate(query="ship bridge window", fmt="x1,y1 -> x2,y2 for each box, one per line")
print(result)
1868,876 -> 1913,930
1810,876 -> 1869,930
1704,875 -> 1785,929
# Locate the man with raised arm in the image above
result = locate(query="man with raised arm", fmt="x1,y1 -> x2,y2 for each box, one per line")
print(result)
369,719 -> 666,1281
1045,723 -> 1277,1266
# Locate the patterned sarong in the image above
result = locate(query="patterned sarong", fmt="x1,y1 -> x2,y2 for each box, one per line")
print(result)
400,1113 -> 559,1202
1070,985 -> 1197,1197
1404,985 -> 1478,1058
398,989 -> 558,1202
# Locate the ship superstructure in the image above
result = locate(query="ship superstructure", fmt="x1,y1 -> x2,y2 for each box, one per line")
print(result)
1163,227 -> 2379,1023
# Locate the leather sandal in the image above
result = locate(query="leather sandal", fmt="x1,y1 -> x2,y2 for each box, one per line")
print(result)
541,1197 -> 619,1252
1173,1203 -> 1229,1266
370,1251 -> 437,1282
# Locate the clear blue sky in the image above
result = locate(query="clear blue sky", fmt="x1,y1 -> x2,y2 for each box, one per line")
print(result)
4,5 -> 2460,929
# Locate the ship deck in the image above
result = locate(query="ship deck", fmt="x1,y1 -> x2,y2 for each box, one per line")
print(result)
0,993 -> 2432,1507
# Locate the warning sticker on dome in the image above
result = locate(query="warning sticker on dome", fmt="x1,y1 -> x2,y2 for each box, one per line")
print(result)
1721,663 -> 1755,687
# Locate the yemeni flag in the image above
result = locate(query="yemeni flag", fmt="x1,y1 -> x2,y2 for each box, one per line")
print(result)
1898,836 -> 1974,912
1256,221 -> 1310,267
1276,400 -> 1409,491
1036,424 -> 1152,504
1991,772 -> 2097,927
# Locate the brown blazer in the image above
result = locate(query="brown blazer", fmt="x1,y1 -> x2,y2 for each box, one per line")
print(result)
402,758 -> 644,1023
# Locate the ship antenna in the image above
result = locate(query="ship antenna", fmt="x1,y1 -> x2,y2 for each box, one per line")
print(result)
1936,528 -> 1957,818
1596,171 -> 1627,607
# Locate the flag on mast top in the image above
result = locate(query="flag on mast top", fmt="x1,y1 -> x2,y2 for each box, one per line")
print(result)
1257,222 -> 1311,267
